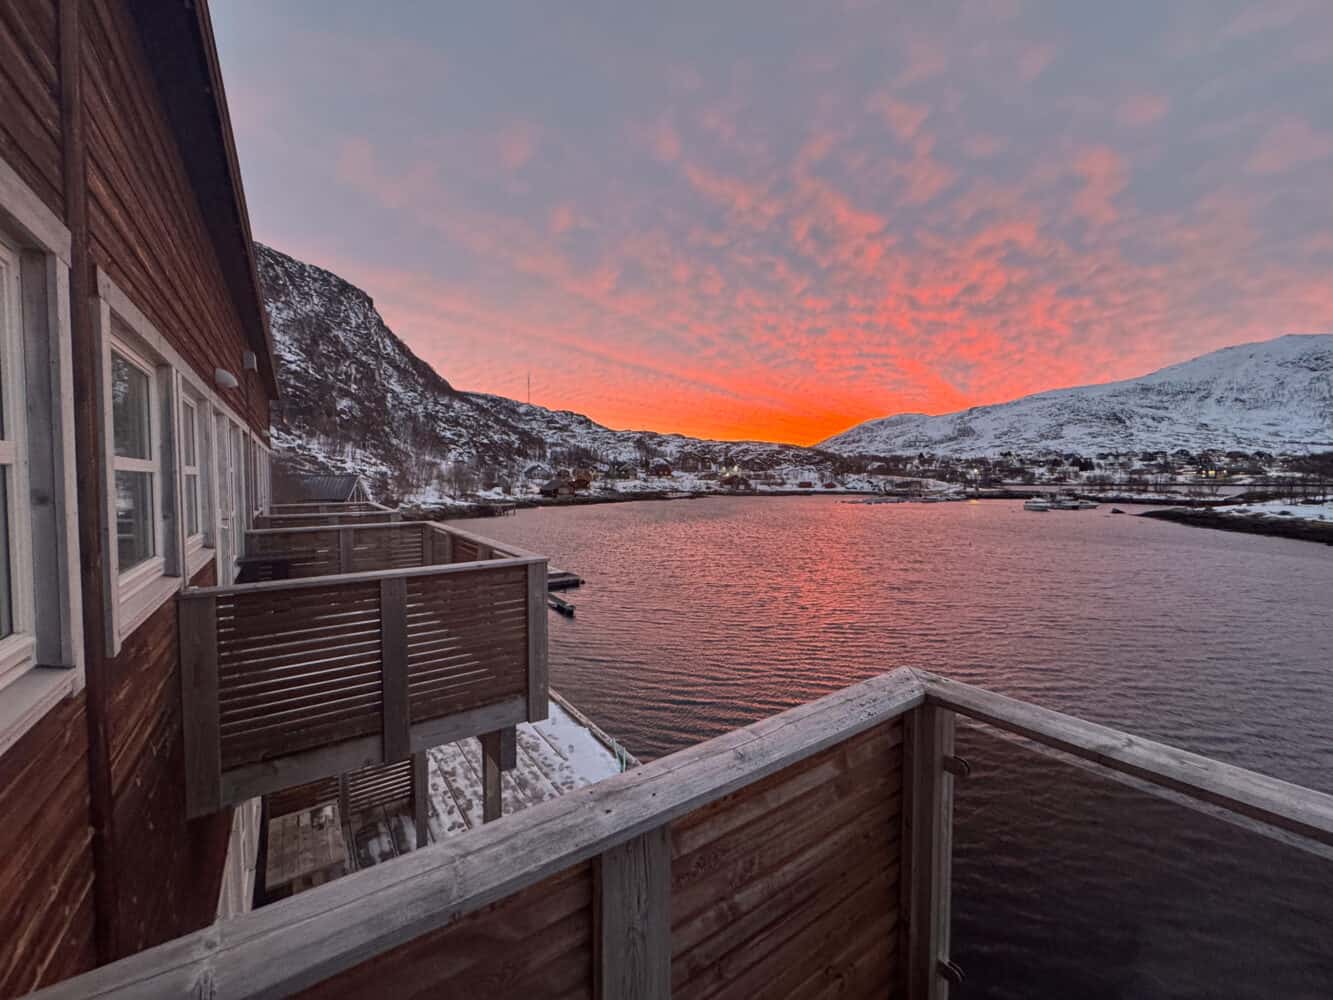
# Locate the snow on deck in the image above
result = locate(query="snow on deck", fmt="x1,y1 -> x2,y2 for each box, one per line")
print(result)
347,701 -> 625,871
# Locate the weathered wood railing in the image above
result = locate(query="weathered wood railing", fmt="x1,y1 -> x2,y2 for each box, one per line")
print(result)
180,550 -> 549,818
239,521 -> 532,581
37,669 -> 1333,999
269,502 -> 385,515
253,509 -> 402,529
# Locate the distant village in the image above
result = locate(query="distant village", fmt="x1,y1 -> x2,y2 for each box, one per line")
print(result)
395,445 -> 1333,510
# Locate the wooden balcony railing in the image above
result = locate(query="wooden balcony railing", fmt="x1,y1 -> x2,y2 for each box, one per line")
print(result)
238,521 -> 531,581
268,502 -> 387,515
180,540 -> 549,818
54,668 -> 1333,999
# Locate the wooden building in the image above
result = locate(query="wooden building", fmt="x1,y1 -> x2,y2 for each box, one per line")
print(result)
0,0 -> 279,991
7,4 -> 1333,1000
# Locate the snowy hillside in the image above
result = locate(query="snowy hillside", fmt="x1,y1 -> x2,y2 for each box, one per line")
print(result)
256,245 -> 838,497
822,335 -> 1333,457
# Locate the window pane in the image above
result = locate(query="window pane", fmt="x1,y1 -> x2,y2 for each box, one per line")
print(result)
112,353 -> 152,459
182,403 -> 197,466
0,469 -> 11,639
185,474 -> 199,536
115,470 -> 155,570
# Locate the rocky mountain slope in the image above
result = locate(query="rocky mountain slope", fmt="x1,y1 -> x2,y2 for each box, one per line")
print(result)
822,335 -> 1333,457
256,244 -> 836,497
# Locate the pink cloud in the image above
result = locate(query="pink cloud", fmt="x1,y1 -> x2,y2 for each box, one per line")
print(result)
1071,146 -> 1127,227
1117,94 -> 1169,127
867,94 -> 930,142
497,121 -> 540,171
1247,116 -> 1333,174
1018,42 -> 1058,82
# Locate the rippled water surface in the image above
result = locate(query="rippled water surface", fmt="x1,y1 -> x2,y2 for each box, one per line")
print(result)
449,496 -> 1333,997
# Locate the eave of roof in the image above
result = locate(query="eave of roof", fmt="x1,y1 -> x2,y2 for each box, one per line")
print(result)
128,0 -> 280,400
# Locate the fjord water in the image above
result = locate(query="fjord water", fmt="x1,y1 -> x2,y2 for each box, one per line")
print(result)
450,497 -> 1333,997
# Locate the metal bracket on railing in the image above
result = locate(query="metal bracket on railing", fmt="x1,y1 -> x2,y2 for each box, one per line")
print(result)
938,959 -> 965,986
942,755 -> 971,778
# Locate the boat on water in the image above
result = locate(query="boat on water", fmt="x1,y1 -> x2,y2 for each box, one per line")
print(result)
1024,498 -> 1053,511
1053,496 -> 1100,510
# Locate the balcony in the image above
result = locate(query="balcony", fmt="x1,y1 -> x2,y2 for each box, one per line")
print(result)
60,667 -> 1333,999
181,512 -> 549,818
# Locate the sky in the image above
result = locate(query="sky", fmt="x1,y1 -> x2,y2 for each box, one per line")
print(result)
212,1 -> 1333,446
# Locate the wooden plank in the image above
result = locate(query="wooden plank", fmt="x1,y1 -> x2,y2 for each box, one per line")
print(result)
920,672 -> 1333,848
480,731 -> 504,823
597,827 -> 671,1000
179,595 -> 221,818
379,577 -> 409,762
527,560 -> 550,722
900,704 -> 954,1000
217,696 -> 530,806
181,555 -> 543,599
33,670 -> 923,998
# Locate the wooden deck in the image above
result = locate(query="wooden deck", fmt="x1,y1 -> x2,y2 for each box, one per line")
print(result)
271,701 -> 627,890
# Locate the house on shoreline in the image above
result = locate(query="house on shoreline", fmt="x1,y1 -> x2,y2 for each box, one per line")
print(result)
5,5 -> 1333,1000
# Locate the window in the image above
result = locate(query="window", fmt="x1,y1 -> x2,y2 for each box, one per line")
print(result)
0,152 -> 84,753
110,344 -> 163,577
181,398 -> 201,539
0,232 -> 34,689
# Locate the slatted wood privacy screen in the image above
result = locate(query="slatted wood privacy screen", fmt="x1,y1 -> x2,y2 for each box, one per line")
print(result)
242,523 -> 524,581
38,670 -> 1333,1000
284,721 -> 906,999
269,503 -> 384,515
253,510 -> 402,529
180,555 -> 549,818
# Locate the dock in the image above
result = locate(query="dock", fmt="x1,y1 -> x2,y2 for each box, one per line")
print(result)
547,569 -> 583,590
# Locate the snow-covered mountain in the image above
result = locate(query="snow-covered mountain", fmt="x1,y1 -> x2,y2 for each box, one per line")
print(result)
256,245 -> 837,497
822,335 -> 1333,457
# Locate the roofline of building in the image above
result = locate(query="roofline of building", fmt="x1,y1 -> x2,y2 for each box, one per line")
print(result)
128,0 -> 280,400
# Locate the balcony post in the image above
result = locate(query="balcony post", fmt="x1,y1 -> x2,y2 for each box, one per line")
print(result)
480,727 -> 516,823
526,560 -> 550,722
379,576 -> 410,761
595,825 -> 672,999
411,752 -> 429,849
901,703 -> 957,999
180,594 -> 221,818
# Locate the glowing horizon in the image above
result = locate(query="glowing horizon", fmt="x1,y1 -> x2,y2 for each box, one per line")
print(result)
215,3 -> 1333,447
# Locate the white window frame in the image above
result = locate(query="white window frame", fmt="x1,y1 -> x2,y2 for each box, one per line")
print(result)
178,386 -> 213,578
0,232 -> 36,689
94,269 -> 267,638
0,153 -> 85,756
98,319 -> 179,651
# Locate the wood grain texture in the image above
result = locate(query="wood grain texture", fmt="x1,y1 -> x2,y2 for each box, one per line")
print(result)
294,866 -> 595,1000
106,562 -> 232,960
0,691 -> 97,997
80,0 -> 269,436
670,720 -> 903,1000
597,827 -> 671,1000
0,0 -> 63,217
28,670 -> 924,1000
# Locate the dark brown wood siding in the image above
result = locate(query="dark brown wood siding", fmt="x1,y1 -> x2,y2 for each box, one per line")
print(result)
301,721 -> 904,999
0,692 -> 97,997
298,865 -> 596,1000
105,561 -> 232,959
0,0 -> 63,218
670,719 -> 904,999
81,0 -> 269,437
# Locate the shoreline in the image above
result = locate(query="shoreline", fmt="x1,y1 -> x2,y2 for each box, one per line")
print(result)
1139,507 -> 1333,546
410,486 -> 1244,520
